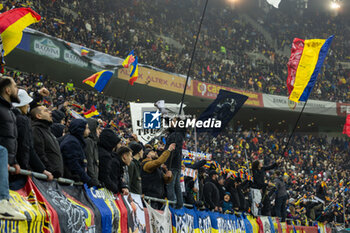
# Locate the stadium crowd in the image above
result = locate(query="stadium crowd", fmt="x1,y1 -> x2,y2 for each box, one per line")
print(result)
1,0 -> 349,102
0,69 -> 349,228
0,0 -> 349,228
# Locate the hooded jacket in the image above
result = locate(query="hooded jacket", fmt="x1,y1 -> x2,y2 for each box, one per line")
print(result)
32,119 -> 63,177
60,119 -> 90,183
85,118 -> 99,181
98,129 -> 127,193
13,108 -> 46,173
0,96 -> 18,165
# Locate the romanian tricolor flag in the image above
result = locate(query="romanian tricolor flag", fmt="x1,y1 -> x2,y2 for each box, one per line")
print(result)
0,8 -> 41,56
83,70 -> 113,92
110,121 -> 119,132
81,47 -> 89,56
84,105 -> 100,118
129,56 -> 138,85
287,35 -> 334,103
122,50 -> 135,68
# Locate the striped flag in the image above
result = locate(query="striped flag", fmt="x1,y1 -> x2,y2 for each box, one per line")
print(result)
0,8 -> 41,56
84,105 -> 100,118
287,36 -> 333,103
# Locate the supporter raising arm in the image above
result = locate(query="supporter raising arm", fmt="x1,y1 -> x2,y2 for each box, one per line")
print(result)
141,143 -> 175,209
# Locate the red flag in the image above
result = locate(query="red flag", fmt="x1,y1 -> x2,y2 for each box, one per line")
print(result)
207,65 -> 211,73
343,114 -> 350,137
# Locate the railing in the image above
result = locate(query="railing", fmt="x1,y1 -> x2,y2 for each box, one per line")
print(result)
7,167 -> 345,229
8,167 -> 75,185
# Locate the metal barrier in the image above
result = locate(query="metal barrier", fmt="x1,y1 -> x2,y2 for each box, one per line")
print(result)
8,167 -> 76,185
7,167 -> 343,230
143,195 -> 193,208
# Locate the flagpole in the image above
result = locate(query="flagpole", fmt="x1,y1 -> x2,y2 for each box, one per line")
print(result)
280,100 -> 308,160
178,0 -> 209,115
194,126 -> 198,154
167,0 -> 209,195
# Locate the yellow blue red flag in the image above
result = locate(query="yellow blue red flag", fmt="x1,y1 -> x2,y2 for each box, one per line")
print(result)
83,70 -> 113,92
122,50 -> 135,68
129,56 -> 138,85
0,8 -> 41,56
84,105 -> 100,118
287,35 -> 333,103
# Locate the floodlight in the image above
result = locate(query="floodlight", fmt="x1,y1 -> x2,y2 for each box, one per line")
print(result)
330,1 -> 340,9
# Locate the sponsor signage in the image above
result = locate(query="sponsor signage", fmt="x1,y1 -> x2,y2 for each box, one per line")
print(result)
192,80 -> 263,107
33,38 -> 60,59
263,94 -> 338,116
118,67 -> 193,95
337,102 -> 350,116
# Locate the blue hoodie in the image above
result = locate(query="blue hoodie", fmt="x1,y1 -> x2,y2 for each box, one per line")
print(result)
60,119 -> 90,183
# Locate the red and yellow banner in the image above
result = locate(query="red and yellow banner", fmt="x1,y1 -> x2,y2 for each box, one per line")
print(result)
118,67 -> 193,95
193,80 -> 263,107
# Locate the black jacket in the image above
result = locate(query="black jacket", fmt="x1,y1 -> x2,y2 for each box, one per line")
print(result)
13,108 -> 45,172
128,158 -> 142,194
98,129 -> 126,193
165,128 -> 185,170
0,96 -> 18,165
252,163 -> 277,189
85,118 -> 99,181
203,178 -> 220,210
60,119 -> 90,183
32,119 -> 64,177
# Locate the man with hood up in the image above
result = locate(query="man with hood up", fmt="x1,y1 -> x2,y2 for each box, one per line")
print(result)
98,128 -> 128,194
50,109 -> 66,138
60,119 -> 100,187
85,118 -> 100,181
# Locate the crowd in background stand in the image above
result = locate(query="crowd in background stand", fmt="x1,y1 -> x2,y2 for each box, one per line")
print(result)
1,0 -> 349,102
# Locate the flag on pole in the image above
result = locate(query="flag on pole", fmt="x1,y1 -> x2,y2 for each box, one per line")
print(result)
80,47 -> 89,56
129,56 -> 138,85
343,114 -> 350,137
122,50 -> 135,68
83,105 -> 100,118
197,90 -> 248,137
83,70 -> 113,92
287,35 -> 334,103
0,8 -> 41,56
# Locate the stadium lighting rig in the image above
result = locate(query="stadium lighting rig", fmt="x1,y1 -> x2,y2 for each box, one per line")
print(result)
330,1 -> 341,9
